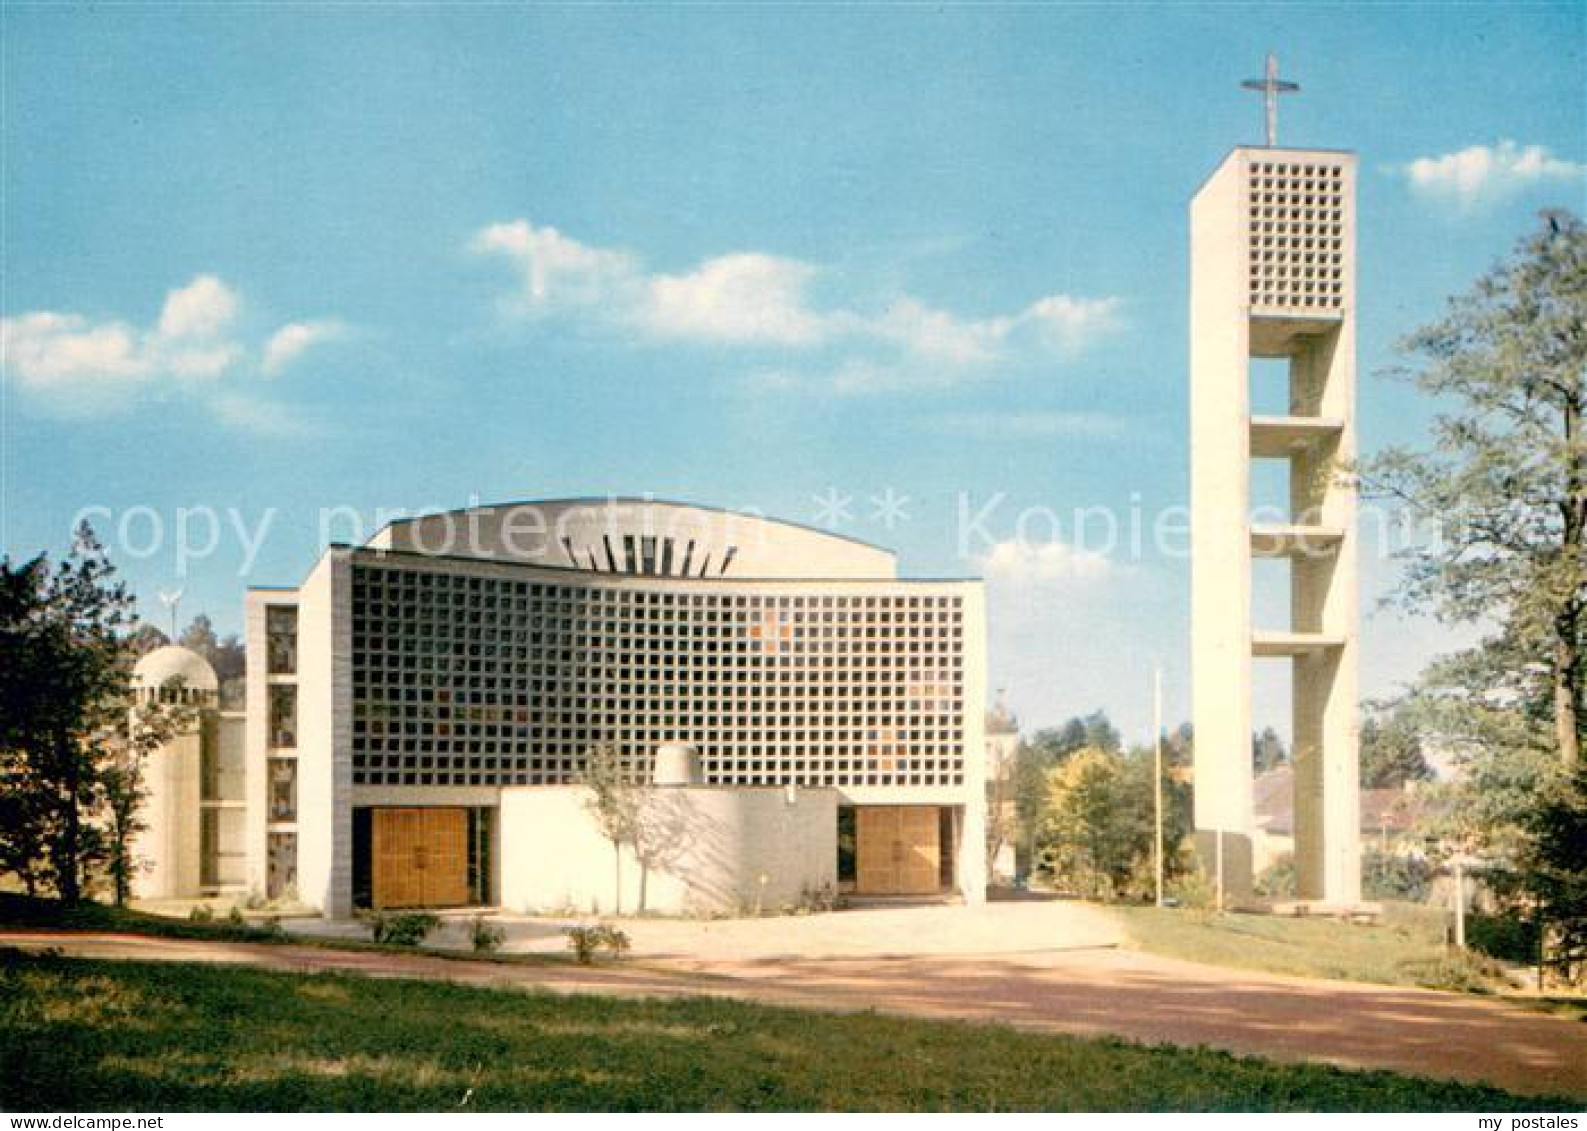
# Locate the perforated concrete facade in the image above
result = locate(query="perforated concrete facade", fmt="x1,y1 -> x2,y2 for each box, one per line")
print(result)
247,499 -> 987,918
350,564 -> 969,791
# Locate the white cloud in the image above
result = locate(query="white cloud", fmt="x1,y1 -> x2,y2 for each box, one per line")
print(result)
469,218 -> 1123,392
870,294 -> 1122,367
873,298 -> 1002,366
1400,140 -> 1585,209
1,313 -> 151,386
643,254 -> 825,346
1,275 -> 342,427
157,274 -> 239,340
470,220 -> 640,314
1017,294 -> 1124,353
470,220 -> 827,346
1,276 -> 248,393
262,319 -> 347,375
974,537 -> 1116,585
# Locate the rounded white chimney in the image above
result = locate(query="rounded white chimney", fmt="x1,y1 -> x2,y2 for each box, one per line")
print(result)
652,742 -> 702,786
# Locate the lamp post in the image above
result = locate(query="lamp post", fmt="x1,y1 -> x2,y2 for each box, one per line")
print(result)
1452,854 -> 1468,950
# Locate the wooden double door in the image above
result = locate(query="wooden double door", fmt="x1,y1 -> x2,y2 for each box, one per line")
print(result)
855,806 -> 942,895
371,807 -> 471,909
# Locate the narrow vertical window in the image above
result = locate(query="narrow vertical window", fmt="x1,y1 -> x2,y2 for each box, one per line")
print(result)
269,684 -> 298,748
266,606 -> 298,674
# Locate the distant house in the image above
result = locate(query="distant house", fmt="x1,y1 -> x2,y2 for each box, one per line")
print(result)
1252,765 -> 1431,872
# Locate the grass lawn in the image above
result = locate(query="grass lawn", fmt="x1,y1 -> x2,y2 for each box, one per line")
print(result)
0,892 -> 295,943
1113,902 -> 1514,991
2,950 -> 1578,1112
0,893 -> 565,968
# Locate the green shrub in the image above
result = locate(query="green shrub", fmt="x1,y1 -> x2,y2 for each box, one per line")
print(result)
1362,850 -> 1434,902
1255,855 -> 1296,899
1468,912 -> 1540,966
469,914 -> 505,954
370,911 -> 441,947
1120,854 -> 1172,904
226,905 -> 246,927
565,923 -> 630,965
187,905 -> 214,924
1396,947 -> 1513,993
1166,866 -> 1218,913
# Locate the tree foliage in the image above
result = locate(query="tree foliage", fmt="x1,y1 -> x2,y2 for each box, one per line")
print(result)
1011,710 -> 1124,875
1515,761 -> 1587,983
1035,744 -> 1192,901
579,742 -> 647,915
125,623 -> 169,658
1361,848 -> 1436,903
1251,726 -> 1287,774
1367,212 -> 1587,975
0,524 -> 159,904
1359,709 -> 1434,789
1365,211 -> 1587,767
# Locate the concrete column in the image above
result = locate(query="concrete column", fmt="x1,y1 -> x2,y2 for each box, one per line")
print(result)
1191,152 -> 1256,897
293,550 -> 354,918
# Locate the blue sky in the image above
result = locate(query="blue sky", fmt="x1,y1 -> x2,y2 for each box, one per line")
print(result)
3,4 -> 1583,741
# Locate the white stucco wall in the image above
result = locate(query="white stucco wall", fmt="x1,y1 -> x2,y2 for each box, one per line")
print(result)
132,728 -> 201,900
499,784 -> 838,916
292,551 -> 354,917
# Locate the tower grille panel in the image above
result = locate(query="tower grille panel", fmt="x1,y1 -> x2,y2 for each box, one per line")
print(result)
1247,160 -> 1346,314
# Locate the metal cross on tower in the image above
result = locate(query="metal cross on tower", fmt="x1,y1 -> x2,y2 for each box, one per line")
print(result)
1241,52 -> 1300,147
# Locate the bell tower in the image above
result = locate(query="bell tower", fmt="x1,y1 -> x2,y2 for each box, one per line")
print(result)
1189,58 -> 1361,906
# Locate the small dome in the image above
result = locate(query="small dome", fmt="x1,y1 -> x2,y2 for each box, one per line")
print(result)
133,645 -> 218,694
985,691 -> 1019,735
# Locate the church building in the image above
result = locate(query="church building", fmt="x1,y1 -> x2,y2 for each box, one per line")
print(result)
134,497 -> 987,917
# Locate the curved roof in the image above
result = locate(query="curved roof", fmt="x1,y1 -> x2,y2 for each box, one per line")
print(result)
368,497 -> 897,581
132,645 -> 218,692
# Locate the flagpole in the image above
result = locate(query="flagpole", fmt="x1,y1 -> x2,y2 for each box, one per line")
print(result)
1154,664 -> 1164,908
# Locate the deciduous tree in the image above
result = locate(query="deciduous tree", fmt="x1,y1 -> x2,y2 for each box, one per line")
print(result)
0,523 -> 139,903
1366,211 -> 1587,767
1036,744 -> 1191,901
580,743 -> 647,915
102,691 -> 194,907
1359,710 -> 1434,789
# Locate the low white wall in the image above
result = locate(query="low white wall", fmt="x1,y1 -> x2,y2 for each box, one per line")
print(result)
499,785 -> 837,916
